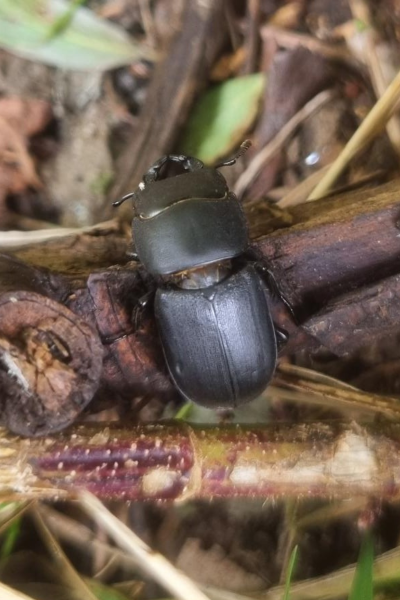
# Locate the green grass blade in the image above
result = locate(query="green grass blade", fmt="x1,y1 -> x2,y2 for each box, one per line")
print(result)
0,518 -> 21,562
348,532 -> 374,600
283,545 -> 298,600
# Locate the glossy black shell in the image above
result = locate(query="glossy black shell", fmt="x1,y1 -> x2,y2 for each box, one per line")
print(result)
154,264 -> 277,408
133,168 -> 248,276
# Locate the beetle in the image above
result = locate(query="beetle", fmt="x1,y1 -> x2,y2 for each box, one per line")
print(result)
113,142 -> 288,408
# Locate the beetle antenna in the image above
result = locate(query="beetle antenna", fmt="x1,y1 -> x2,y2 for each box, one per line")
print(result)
112,191 -> 135,207
215,140 -> 252,168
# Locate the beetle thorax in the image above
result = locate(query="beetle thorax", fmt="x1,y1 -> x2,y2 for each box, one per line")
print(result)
173,261 -> 232,290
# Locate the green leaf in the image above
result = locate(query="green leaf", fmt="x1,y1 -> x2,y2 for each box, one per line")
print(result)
349,532 -> 374,600
0,0 -> 153,70
45,0 -> 87,41
283,545 -> 298,600
180,73 -> 266,164
174,401 -> 194,420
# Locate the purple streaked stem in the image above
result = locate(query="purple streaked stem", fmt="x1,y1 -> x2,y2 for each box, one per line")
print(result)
1,421 -> 400,501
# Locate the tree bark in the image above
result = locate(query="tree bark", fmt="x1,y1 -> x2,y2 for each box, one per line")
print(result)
9,220 -> 130,274
254,179 -> 400,353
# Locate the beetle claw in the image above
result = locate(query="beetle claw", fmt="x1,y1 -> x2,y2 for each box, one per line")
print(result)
274,325 -> 289,352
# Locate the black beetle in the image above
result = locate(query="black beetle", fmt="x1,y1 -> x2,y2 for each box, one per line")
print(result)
113,142 -> 288,408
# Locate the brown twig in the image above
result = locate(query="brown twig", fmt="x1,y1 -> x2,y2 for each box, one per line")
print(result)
261,25 -> 358,67
241,0 -> 261,75
233,89 -> 334,198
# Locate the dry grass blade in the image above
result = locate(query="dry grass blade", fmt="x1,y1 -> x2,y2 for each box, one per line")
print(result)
0,227 -> 83,247
41,507 -> 255,600
39,505 -> 140,572
278,165 -> 387,208
308,66 -> 400,200
79,492 -> 212,600
272,363 -> 400,419
0,219 -> 120,248
0,582 -> 36,600
4,510 -> 255,600
233,89 -> 334,198
277,364 -> 359,390
278,164 -> 331,207
31,505 -> 99,600
0,501 -> 32,534
296,499 -> 369,530
349,0 -> 400,157
262,545 -> 400,600
206,589 -> 255,600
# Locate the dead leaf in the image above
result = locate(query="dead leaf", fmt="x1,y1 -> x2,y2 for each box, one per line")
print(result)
0,114 -> 42,190
0,97 -> 52,137
0,96 -> 52,213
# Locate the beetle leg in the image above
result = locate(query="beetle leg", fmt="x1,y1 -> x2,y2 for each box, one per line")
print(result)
274,325 -> 289,352
132,289 -> 155,330
256,264 -> 296,321
138,289 -> 154,308
215,140 -> 251,168
239,252 -> 295,317
125,237 -> 140,262
112,191 -> 136,207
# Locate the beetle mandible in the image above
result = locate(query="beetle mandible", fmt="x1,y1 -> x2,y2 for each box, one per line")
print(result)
113,142 -> 287,408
